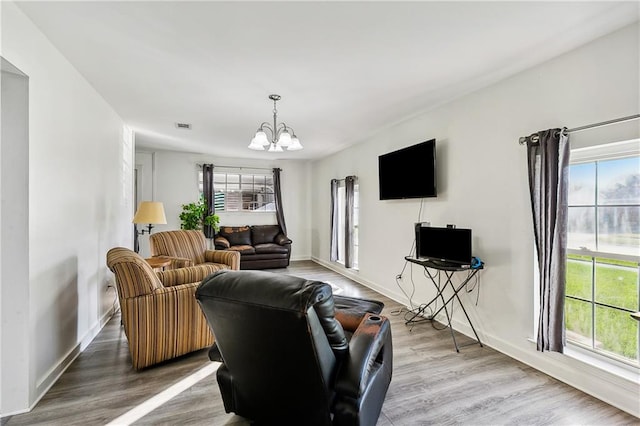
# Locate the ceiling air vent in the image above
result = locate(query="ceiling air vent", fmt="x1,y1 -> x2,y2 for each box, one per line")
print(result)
175,122 -> 192,130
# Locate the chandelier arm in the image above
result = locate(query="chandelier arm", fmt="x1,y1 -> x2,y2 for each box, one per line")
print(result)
257,122 -> 276,143
274,122 -> 289,139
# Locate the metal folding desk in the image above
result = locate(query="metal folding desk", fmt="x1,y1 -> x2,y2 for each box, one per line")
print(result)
404,256 -> 484,352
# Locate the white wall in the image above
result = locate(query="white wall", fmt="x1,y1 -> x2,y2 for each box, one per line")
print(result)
0,57 -> 30,417
0,2 -> 133,415
134,150 -> 311,261
311,23 -> 640,416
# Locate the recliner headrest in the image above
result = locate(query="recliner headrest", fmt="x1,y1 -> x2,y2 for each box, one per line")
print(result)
197,270 -> 348,354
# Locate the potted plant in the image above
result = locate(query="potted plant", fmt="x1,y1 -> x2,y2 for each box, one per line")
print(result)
179,195 -> 220,233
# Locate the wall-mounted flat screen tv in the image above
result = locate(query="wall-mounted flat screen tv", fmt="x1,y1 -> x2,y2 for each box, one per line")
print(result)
378,139 -> 436,200
416,226 -> 472,266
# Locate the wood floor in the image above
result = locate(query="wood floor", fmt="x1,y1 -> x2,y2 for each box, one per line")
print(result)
4,260 -> 638,425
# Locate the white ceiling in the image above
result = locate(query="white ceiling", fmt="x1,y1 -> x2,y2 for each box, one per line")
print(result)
15,1 -> 639,160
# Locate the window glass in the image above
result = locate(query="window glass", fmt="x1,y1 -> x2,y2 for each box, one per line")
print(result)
594,259 -> 638,311
597,157 -> 640,205
565,298 -> 592,347
567,207 -> 596,250
566,256 -> 592,300
568,162 -> 595,206
595,305 -> 638,361
201,170 -> 275,212
598,206 -> 640,256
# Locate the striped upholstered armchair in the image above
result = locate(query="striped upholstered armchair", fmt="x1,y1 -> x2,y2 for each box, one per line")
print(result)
150,230 -> 240,272
106,247 -> 236,369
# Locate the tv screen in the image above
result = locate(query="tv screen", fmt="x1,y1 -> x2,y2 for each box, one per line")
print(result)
378,139 -> 436,200
416,226 -> 472,266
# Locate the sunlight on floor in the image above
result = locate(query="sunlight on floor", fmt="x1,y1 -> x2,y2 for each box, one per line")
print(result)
105,362 -> 220,426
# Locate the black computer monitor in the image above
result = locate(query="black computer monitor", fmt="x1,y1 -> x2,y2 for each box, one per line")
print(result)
416,226 -> 472,266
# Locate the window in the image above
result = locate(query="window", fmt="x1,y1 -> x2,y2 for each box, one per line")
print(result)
198,170 -> 275,212
335,180 -> 359,268
565,140 -> 639,367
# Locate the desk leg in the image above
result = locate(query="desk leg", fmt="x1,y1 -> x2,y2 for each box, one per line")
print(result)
440,272 -> 460,352
425,269 -> 483,351
452,290 -> 483,348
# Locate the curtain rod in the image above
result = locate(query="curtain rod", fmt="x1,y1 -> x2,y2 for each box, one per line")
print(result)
195,163 -> 274,171
518,113 -> 640,145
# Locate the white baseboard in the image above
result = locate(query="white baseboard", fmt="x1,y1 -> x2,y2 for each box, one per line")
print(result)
310,257 -> 640,419
310,256 -> 408,303
28,306 -> 117,415
290,255 -> 312,262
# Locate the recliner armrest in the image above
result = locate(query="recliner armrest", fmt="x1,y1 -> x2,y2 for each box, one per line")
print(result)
274,233 -> 292,246
334,313 -> 392,399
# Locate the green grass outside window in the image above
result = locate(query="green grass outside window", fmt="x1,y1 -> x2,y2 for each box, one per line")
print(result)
565,256 -> 639,362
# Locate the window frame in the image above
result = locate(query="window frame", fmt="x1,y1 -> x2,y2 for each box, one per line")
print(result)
198,169 -> 275,213
565,139 -> 640,368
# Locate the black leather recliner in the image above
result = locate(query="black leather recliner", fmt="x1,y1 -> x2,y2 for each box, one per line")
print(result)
195,270 -> 393,426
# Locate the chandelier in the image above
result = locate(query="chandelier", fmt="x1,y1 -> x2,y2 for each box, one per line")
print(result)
248,94 -> 303,152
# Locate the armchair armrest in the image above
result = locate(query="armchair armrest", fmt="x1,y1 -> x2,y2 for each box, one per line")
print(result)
155,256 -> 193,269
334,313 -> 392,399
275,233 -> 293,246
214,236 -> 230,249
156,266 -> 215,287
205,250 -> 241,270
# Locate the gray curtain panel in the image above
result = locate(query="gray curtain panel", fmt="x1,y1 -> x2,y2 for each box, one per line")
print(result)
273,168 -> 287,235
202,163 -> 215,238
527,128 -> 569,353
330,179 -> 339,262
344,175 -> 357,269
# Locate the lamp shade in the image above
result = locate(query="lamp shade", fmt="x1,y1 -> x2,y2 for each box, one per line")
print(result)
288,136 -> 303,151
132,201 -> 167,224
277,130 -> 291,147
254,130 -> 269,146
248,137 -> 266,150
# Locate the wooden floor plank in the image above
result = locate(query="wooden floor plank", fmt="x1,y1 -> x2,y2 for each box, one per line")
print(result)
5,260 -> 638,425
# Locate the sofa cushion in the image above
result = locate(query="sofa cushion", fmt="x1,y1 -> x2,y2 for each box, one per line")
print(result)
254,243 -> 290,255
251,225 -> 281,245
228,245 -> 256,255
219,226 -> 252,246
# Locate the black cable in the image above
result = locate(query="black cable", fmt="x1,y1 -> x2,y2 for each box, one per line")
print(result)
395,198 -> 428,318
391,229 -> 418,315
107,284 -> 120,316
464,270 -> 481,305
